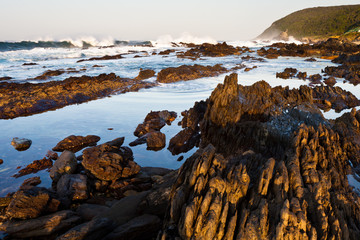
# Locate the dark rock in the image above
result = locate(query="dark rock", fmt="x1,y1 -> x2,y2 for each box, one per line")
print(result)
92,65 -> 104,68
34,69 -> 65,80
168,128 -> 200,155
52,135 -> 101,153
134,69 -> 155,81
276,68 -> 298,79
324,77 -> 337,86
0,73 -> 156,119
56,217 -> 115,240
46,150 -> 58,160
177,42 -> 243,59
76,204 -> 110,221
103,214 -> 161,240
11,137 -> 32,151
82,139 -> 140,181
23,63 -> 38,66
0,77 -> 12,81
5,186 -> 60,220
157,64 -> 228,83
20,177 -> 42,189
140,167 -> 172,177
309,73 -> 322,84
0,159 -> 3,165
96,191 -> 149,225
0,210 -> 80,238
50,150 -> 77,183
158,49 -> 175,55
296,71 -> 307,79
305,57 -> 317,62
57,174 -> 88,201
134,110 -> 177,137
13,157 -> 53,178
77,54 -> 123,63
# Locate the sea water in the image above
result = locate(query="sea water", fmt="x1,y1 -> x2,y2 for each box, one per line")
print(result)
0,37 -> 359,196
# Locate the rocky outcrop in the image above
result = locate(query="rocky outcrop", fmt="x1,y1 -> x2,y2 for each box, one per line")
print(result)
134,69 -> 156,81
323,53 -> 360,85
168,100 -> 207,155
258,38 -> 360,59
50,150 -> 77,183
11,137 -> 32,151
157,64 -> 227,83
176,42 -> 245,59
0,73 -> 156,119
13,157 -> 53,178
52,135 -> 101,153
82,138 -> 140,181
77,54 -> 124,63
159,73 -> 360,239
34,69 -> 65,80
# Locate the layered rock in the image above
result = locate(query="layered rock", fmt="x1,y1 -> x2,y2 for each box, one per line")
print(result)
160,73 -> 360,239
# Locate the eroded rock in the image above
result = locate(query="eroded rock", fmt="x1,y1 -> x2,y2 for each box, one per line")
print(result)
50,150 -> 77,183
11,137 -> 32,151
52,135 -> 101,153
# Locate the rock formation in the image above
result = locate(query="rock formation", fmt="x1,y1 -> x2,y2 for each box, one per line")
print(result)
159,73 -> 360,239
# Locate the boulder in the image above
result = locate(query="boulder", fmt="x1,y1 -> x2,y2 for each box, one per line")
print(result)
50,150 -> 77,183
11,137 -> 32,151
52,135 -> 101,153
57,174 -> 88,201
133,110 -> 177,137
5,186 -> 60,220
81,139 -> 140,181
134,69 -> 155,81
324,77 -> 337,86
146,131 -> 166,150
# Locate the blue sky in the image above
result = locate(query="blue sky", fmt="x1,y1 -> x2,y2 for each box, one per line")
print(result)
1,0 -> 359,41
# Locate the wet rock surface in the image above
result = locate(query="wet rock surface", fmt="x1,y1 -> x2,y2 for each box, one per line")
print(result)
50,150 -> 77,183
176,42 -> 246,59
82,138 -> 140,181
157,64 -> 228,83
159,73 -> 360,239
323,53 -> 360,85
0,73 -> 156,119
11,137 -> 32,151
13,157 -> 53,178
134,69 -> 155,80
77,54 -> 124,63
52,135 -> 101,153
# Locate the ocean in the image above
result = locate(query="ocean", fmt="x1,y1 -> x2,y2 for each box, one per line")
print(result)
0,36 -> 359,196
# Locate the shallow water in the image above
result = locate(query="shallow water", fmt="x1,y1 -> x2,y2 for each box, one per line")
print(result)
0,42 -> 359,196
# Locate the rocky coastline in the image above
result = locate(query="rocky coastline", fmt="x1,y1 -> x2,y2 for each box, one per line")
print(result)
1,40 -> 360,239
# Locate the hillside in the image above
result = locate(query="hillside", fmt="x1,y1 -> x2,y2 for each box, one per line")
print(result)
258,4 -> 360,40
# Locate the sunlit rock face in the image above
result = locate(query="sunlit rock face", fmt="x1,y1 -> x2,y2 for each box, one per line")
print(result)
160,74 -> 360,240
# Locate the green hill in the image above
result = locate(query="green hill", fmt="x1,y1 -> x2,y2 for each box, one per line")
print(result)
258,5 -> 360,40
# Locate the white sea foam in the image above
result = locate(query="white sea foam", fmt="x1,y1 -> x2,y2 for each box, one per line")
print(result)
151,32 -> 218,47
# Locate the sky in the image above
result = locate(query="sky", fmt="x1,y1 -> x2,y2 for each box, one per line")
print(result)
1,0 -> 359,41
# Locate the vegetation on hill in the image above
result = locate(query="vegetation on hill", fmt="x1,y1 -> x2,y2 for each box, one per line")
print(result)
258,5 -> 360,40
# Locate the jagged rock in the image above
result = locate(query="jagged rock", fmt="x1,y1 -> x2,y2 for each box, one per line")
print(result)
11,137 -> 32,151
140,167 -> 172,177
13,157 -> 53,178
159,74 -> 360,240
50,150 -> 77,183
276,68 -> 298,79
103,214 -> 161,240
34,69 -> 65,80
77,54 -> 123,63
56,217 -> 115,240
5,186 -> 60,220
0,210 -> 80,239
134,110 -> 177,137
309,73 -> 322,84
176,42 -> 244,59
82,138 -> 140,181
52,135 -> 101,153
57,174 -> 88,201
